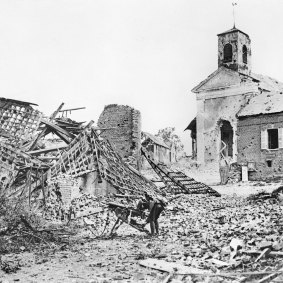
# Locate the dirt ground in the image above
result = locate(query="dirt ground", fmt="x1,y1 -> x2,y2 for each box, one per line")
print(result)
1,163 -> 283,283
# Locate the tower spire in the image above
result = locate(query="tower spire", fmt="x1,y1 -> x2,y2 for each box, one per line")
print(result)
232,1 -> 238,28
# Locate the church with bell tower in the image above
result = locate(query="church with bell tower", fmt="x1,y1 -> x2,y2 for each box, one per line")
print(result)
187,23 -> 283,180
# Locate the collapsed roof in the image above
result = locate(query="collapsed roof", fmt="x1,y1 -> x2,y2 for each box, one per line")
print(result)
142,132 -> 170,149
0,98 -> 159,202
237,91 -> 283,118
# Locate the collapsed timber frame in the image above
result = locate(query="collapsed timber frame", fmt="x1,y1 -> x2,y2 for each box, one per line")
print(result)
0,98 -> 160,206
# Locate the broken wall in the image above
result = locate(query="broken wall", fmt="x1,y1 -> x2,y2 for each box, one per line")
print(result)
79,171 -> 116,196
98,104 -> 141,170
238,113 -> 283,181
197,94 -> 249,165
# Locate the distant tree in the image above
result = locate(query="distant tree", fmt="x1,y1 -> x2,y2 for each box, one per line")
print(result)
156,127 -> 184,160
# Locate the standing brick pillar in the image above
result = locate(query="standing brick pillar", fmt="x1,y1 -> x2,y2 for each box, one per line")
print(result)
98,104 -> 142,170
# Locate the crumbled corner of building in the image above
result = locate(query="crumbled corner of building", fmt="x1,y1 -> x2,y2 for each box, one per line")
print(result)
98,104 -> 142,170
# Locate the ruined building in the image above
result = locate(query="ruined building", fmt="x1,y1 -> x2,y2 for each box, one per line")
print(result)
98,104 -> 141,170
0,98 -> 160,206
141,132 -> 171,166
187,26 -> 283,180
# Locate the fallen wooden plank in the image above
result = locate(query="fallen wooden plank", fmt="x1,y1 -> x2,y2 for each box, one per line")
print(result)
29,103 -> 64,150
41,119 -> 75,139
27,144 -> 67,155
139,259 -> 283,278
139,258 -> 208,275
255,248 -> 271,262
243,250 -> 283,257
37,156 -> 59,161
258,267 -> 283,283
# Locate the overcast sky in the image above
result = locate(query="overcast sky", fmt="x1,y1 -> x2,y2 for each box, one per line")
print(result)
1,0 -> 283,154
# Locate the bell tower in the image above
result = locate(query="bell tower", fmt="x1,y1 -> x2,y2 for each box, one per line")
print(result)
217,27 -> 251,75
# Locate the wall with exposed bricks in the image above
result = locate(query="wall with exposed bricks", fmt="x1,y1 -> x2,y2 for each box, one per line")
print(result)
197,94 -> 250,165
98,104 -> 141,170
238,113 -> 283,180
52,177 -> 80,205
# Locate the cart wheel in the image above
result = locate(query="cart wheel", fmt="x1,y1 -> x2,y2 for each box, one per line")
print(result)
83,209 -> 116,237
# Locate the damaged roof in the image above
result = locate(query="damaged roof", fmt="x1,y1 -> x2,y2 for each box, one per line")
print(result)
238,91 -> 283,117
142,132 -> 170,149
191,67 -> 283,94
191,67 -> 283,118
0,97 -> 38,106
250,73 -> 283,92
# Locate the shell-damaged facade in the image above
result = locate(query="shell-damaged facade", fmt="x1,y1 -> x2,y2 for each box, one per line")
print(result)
188,27 -> 283,181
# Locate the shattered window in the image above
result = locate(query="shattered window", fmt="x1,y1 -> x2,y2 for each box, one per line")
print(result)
242,45 -> 247,64
223,44 -> 232,63
267,129 -> 279,149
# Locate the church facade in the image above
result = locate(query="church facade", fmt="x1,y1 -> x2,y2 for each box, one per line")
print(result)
189,27 -> 283,180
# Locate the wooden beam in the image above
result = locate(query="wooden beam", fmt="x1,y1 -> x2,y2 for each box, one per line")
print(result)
27,145 -> 67,155
51,130 -> 71,144
139,258 -> 207,275
59,107 -> 86,112
41,119 -> 75,139
37,156 -> 59,161
29,103 -> 65,150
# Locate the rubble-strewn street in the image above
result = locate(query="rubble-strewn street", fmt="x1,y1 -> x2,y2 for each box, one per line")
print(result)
1,179 -> 283,283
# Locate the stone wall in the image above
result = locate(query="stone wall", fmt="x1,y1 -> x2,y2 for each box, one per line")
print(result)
197,93 -> 251,165
238,113 -> 283,181
98,104 -> 141,170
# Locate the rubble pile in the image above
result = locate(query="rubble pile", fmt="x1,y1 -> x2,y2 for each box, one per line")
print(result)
148,193 -> 283,278
227,163 -> 242,183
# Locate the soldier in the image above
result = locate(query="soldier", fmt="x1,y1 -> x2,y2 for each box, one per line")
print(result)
138,193 -> 166,235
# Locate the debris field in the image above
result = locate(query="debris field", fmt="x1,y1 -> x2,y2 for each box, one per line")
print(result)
1,97 -> 283,282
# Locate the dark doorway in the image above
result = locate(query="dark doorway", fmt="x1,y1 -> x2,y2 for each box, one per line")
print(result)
220,121 -> 233,157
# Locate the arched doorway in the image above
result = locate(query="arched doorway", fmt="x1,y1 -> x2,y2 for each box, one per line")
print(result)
220,120 -> 233,158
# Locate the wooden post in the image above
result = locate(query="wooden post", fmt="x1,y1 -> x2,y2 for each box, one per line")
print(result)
28,169 -> 32,209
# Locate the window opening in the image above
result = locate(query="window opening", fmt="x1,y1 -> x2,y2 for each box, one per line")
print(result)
266,160 -> 272,167
223,44 -> 233,63
268,129 -> 278,149
242,45 -> 247,64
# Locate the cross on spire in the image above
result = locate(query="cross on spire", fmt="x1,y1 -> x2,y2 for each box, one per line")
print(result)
232,1 -> 238,28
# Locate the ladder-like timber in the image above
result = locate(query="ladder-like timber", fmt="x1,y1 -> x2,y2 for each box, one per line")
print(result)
141,148 -> 220,197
